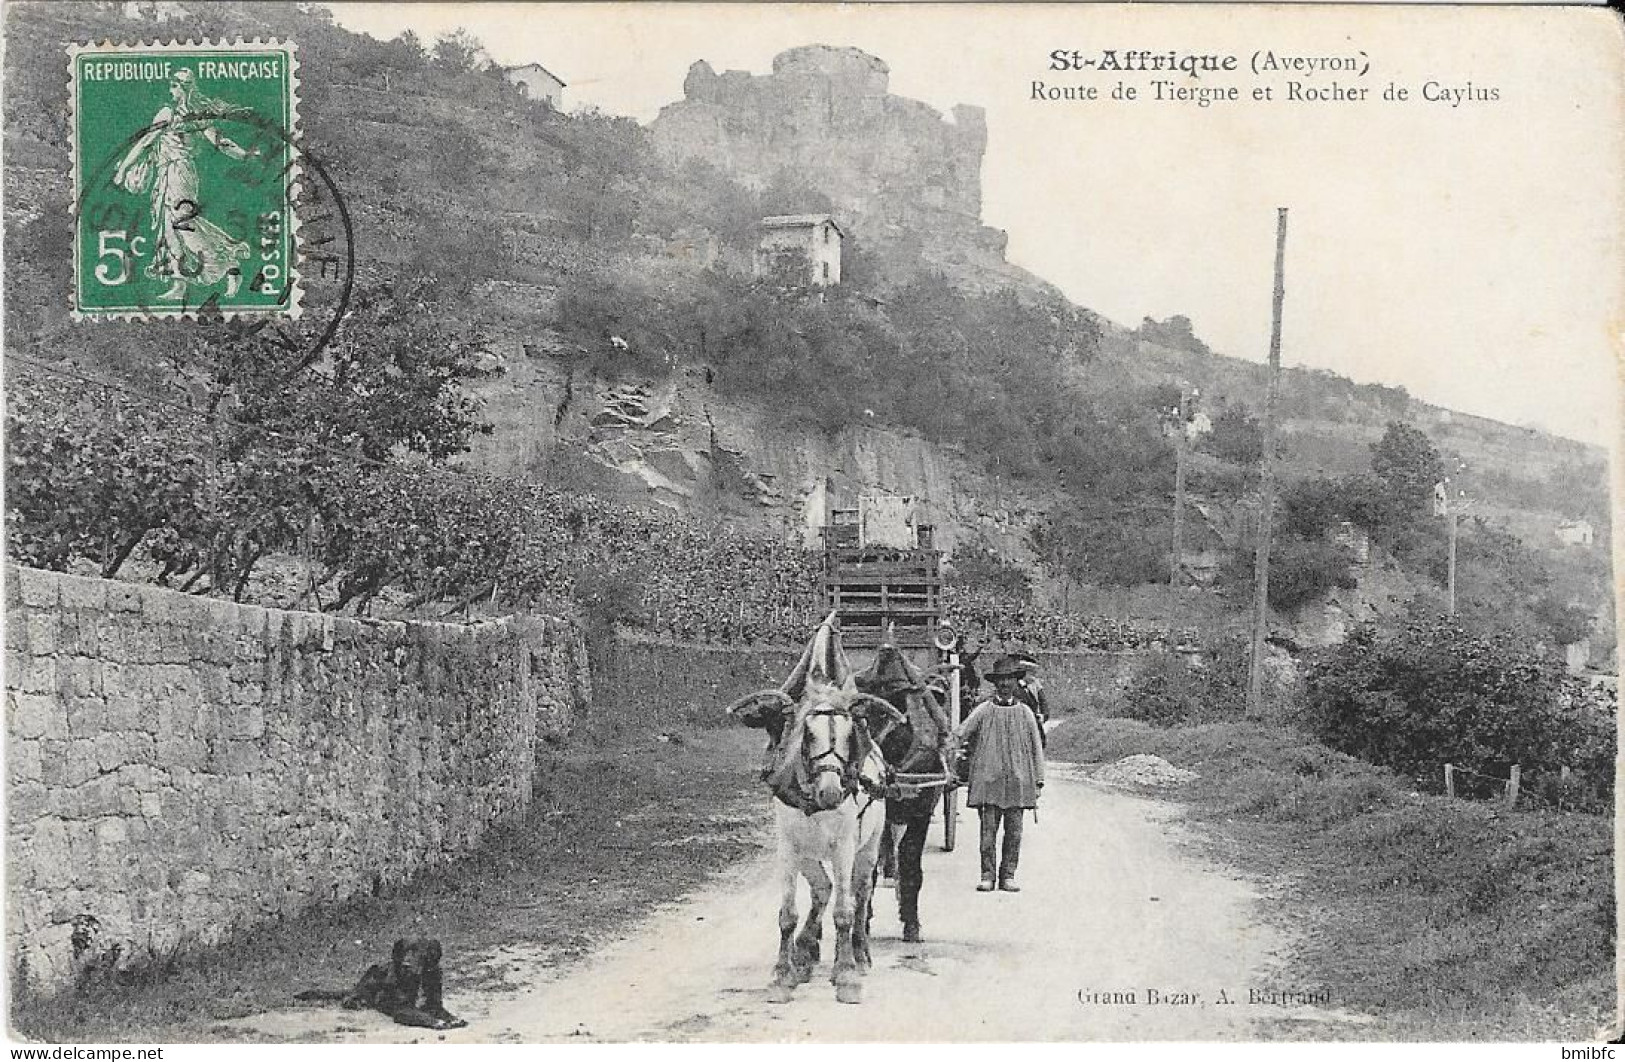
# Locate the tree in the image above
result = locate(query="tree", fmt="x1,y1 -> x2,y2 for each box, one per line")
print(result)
1532,593 -> 1593,647
6,374 -> 206,579
6,281 -> 499,602
1201,402 -> 1264,468
1370,421 -> 1445,514
316,466 -> 526,614
431,29 -> 489,72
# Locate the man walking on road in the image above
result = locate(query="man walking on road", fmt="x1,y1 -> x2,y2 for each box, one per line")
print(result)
956,655 -> 1046,893
1010,649 -> 1050,744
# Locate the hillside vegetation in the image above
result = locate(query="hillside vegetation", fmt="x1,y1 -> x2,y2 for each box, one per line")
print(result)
3,1 -> 1612,652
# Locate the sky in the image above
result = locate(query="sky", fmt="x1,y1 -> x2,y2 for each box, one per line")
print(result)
328,3 -> 1623,448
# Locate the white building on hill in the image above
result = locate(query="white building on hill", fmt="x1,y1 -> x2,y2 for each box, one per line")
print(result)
505,62 -> 566,108
756,214 -> 842,286
1556,520 -> 1595,548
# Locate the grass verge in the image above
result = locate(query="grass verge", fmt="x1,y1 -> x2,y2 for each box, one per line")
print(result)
1048,715 -> 1615,1040
10,727 -> 768,1043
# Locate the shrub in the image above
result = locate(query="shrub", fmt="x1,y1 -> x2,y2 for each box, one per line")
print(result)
1301,617 -> 1614,809
1119,637 -> 1253,726
1280,476 -> 1347,540
1200,402 -> 1263,468
1120,651 -> 1203,725
1136,314 -> 1212,356
1267,537 -> 1357,612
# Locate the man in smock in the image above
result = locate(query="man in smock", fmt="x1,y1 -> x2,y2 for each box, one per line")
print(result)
955,655 -> 1046,893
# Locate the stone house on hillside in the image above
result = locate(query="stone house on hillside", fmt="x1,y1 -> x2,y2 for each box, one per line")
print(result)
756,214 -> 842,286
1556,519 -> 1595,548
504,62 -> 566,108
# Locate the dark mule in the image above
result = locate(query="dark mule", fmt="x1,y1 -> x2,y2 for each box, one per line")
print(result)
854,642 -> 955,944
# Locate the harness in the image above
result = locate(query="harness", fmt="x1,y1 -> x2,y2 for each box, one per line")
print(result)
877,687 -> 955,801
767,703 -> 892,817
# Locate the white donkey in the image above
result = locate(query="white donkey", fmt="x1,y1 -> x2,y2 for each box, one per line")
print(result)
728,613 -> 903,1004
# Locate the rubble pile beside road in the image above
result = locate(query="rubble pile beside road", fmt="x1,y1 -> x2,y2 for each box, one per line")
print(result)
1092,754 -> 1198,788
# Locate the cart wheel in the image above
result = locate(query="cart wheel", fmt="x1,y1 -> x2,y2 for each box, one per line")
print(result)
943,788 -> 958,852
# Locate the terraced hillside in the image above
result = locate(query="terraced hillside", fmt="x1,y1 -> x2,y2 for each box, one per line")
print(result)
4,1 -> 1610,644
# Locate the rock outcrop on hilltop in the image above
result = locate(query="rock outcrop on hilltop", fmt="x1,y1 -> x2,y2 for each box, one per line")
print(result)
652,45 -> 1043,294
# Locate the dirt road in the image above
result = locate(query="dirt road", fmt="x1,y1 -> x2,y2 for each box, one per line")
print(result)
235,762 -> 1308,1042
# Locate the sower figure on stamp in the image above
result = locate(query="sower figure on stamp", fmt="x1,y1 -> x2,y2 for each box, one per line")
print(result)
114,69 -> 257,301
956,654 -> 1045,893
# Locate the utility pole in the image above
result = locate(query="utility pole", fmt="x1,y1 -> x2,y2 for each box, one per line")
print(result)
1447,506 -> 1459,615
1170,388 -> 1188,588
1436,469 -> 1465,616
1247,208 -> 1289,717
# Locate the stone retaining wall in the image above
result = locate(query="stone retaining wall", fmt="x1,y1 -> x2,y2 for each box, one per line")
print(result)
5,566 -> 589,994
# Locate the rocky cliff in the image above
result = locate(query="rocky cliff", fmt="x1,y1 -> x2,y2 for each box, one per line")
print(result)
652,45 -> 1048,295
467,344 -> 1049,560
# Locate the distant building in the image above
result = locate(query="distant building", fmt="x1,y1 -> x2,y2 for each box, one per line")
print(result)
756,214 -> 842,286
1556,520 -> 1595,548
1566,637 -> 1591,674
504,62 -> 566,108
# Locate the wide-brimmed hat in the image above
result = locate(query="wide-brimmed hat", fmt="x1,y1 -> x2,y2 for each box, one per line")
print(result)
1011,649 -> 1041,672
985,654 -> 1029,680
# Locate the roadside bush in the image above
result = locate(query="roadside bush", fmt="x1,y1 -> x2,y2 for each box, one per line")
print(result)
1120,651 -> 1202,725
1119,636 -> 1253,726
1301,616 -> 1614,810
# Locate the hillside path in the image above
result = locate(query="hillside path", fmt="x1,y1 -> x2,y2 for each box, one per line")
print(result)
238,763 -> 1300,1042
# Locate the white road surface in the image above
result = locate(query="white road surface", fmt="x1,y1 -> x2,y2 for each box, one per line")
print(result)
236,763 -> 1324,1042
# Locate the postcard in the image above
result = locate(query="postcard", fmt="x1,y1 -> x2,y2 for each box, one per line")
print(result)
5,0 -> 1620,1047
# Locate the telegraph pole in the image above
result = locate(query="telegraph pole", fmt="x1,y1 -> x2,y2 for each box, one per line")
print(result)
1247,208 -> 1289,716
1436,470 -> 1465,615
1447,507 -> 1458,615
1170,389 -> 1188,588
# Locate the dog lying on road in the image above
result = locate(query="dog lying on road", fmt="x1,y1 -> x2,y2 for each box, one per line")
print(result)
295,937 -> 468,1030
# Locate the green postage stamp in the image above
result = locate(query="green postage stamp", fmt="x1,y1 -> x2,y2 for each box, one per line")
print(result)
70,40 -> 300,319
